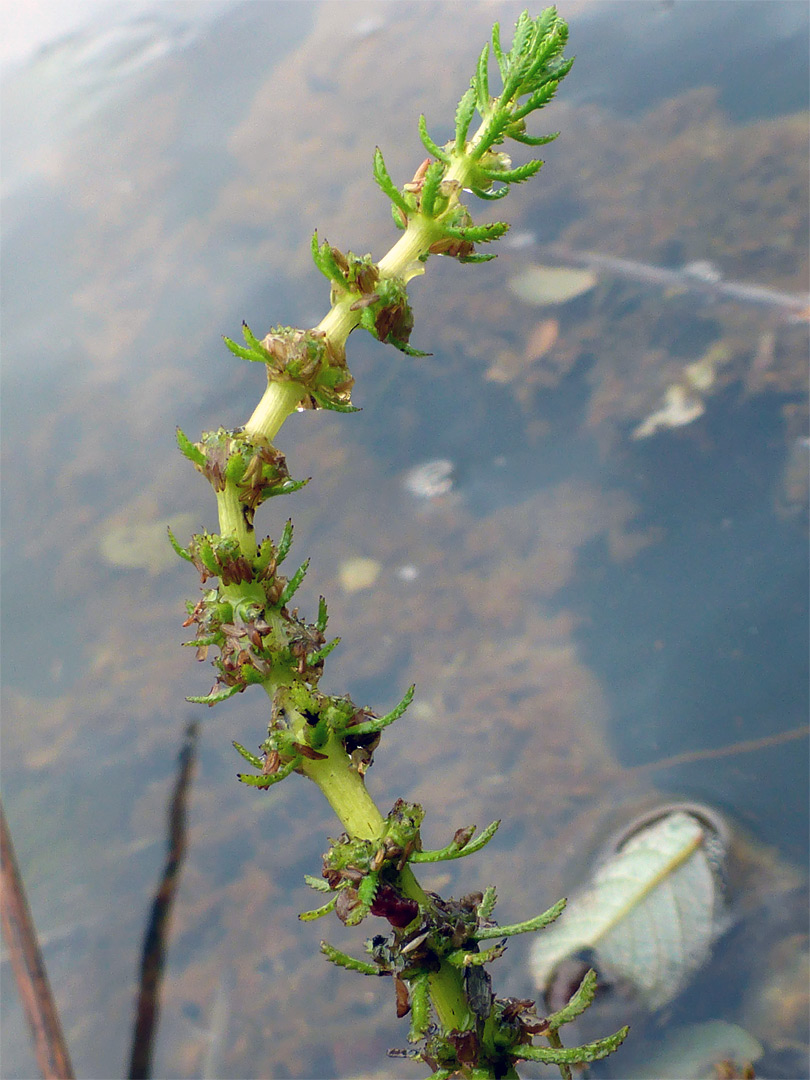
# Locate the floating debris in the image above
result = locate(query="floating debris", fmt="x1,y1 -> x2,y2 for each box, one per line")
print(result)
525,318 -> 560,362
633,384 -> 705,439
633,342 -> 731,439
544,243 -> 810,316
507,264 -> 597,306
403,459 -> 455,499
338,556 -> 381,594
99,512 -> 196,574
681,259 -> 723,284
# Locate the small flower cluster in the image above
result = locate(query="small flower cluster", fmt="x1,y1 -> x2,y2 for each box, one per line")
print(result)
225,322 -> 356,412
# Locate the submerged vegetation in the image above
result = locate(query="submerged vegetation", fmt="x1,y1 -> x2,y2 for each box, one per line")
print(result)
172,9 -> 627,1077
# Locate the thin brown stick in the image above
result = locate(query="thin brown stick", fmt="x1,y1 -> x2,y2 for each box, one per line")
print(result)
0,795 -> 75,1080
620,723 -> 810,777
127,719 -> 198,1080
569,724 -> 810,797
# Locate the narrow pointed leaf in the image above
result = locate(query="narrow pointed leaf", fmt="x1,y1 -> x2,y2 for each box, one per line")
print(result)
299,896 -> 337,921
477,896 -> 566,939
304,874 -> 332,892
320,941 -> 378,975
419,161 -> 446,219
515,1027 -> 629,1065
167,526 -> 193,562
280,558 -> 309,605
475,42 -> 490,114
417,114 -> 451,163
454,87 -> 477,152
232,741 -> 265,769
373,148 -> 411,216
187,683 -> 241,705
477,158 -> 544,184
345,684 -> 415,737
276,520 -> 293,564
412,819 -> 500,863
510,129 -> 559,146
176,428 -> 205,467
237,758 -> 297,788
546,968 -> 598,1029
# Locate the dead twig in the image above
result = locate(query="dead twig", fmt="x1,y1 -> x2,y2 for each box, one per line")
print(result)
127,720 -> 199,1080
0,795 -> 75,1079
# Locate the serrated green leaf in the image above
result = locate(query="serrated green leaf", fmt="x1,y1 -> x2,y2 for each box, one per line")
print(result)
373,147 -> 411,216
167,526 -> 193,562
176,428 -> 206,467
308,389 -> 361,413
279,559 -> 309,605
237,758 -> 297,788
510,129 -> 559,147
419,161 -> 446,219
271,477 -> 310,496
307,637 -> 340,666
475,41 -> 490,114
276,520 -> 293,564
417,114 -> 451,163
187,683 -> 241,706
241,321 -> 266,353
477,158 -> 544,184
223,335 -> 263,363
388,337 -> 431,358
477,896 -> 566,940
345,684 -> 415,737
546,968 -> 598,1030
408,972 -> 431,1043
515,1026 -> 629,1065
443,221 -> 509,243
412,819 -> 500,864
299,896 -> 337,921
195,534 -> 220,576
491,21 -> 508,81
320,941 -> 378,975
233,741 -> 264,769
511,81 -> 558,121
304,874 -> 332,893
469,184 -> 510,202
454,87 -> 477,153
447,941 -> 506,967
477,886 -> 497,920
315,596 -> 328,633
311,231 -> 348,286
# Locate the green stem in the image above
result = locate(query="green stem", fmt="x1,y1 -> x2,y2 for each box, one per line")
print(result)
244,378 -> 307,442
299,730 -> 385,839
296,722 -> 474,1034
376,219 -> 436,281
215,484 -> 256,557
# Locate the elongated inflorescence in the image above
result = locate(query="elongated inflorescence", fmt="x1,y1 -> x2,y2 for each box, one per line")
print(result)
173,9 -> 627,1077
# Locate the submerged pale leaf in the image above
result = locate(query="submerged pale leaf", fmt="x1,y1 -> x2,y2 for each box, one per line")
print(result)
507,265 -> 597,305
99,513 -> 197,574
530,811 -> 726,1010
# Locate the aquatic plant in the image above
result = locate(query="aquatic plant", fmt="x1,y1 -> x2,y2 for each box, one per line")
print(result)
172,10 -> 627,1077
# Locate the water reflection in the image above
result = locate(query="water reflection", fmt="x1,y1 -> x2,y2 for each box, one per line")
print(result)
1,1 -> 807,1078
